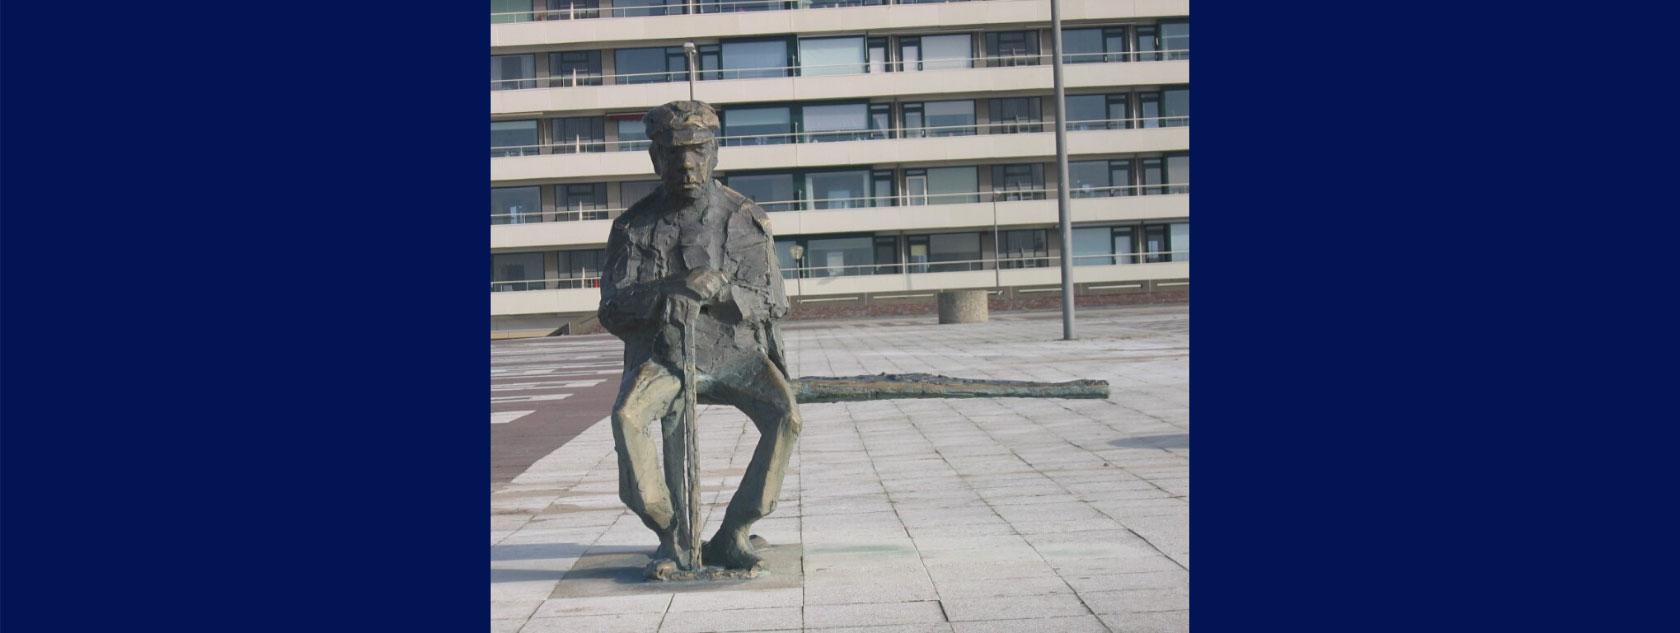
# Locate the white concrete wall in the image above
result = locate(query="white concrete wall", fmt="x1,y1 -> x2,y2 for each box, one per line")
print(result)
491,125 -> 1188,183
492,60 -> 1189,116
491,193 -> 1188,251
493,0 -> 1190,50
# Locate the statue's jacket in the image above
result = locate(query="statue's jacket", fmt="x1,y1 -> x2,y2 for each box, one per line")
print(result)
598,182 -> 791,382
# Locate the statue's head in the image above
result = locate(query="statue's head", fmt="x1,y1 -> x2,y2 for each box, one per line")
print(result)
644,101 -> 721,200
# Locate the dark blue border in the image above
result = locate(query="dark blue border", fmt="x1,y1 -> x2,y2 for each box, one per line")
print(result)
3,4 -> 484,630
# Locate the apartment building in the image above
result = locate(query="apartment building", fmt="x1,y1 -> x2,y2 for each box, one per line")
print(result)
490,0 -> 1189,336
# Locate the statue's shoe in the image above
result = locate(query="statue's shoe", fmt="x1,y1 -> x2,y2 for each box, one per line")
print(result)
702,534 -> 764,571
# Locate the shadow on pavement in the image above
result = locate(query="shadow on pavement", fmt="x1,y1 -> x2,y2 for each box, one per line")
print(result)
1110,433 -> 1189,449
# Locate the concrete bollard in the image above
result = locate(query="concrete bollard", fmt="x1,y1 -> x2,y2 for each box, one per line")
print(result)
937,289 -> 989,324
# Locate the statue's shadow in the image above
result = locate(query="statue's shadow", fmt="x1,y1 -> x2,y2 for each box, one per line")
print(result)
1110,433 -> 1189,449
537,543 -> 806,597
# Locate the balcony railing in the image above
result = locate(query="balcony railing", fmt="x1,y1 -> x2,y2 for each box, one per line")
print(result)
780,251 -> 1188,279
490,182 -> 1188,225
490,115 -> 1187,158
488,49 -> 1189,90
489,249 -> 1187,292
491,0 -> 991,24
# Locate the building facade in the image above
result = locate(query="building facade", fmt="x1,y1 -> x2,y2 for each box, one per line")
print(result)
490,0 -> 1189,337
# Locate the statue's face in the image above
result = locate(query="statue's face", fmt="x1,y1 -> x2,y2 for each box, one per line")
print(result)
649,141 -> 718,199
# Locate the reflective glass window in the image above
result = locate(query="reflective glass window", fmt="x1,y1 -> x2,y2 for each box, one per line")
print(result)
802,103 -> 870,142
492,253 -> 546,291
800,36 -> 866,77
491,120 -> 539,157
728,173 -> 797,212
492,187 -> 542,225
805,170 -> 872,209
722,39 -> 790,79
722,106 -> 793,146
492,55 -> 535,90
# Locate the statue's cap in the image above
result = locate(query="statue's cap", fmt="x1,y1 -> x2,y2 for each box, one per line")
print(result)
643,101 -> 719,147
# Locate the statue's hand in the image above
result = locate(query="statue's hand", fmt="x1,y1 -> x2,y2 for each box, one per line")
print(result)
682,269 -> 728,303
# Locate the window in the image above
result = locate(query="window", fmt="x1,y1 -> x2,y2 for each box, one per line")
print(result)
802,102 -> 870,142
1065,94 -> 1129,130
491,120 -> 539,157
492,253 -> 546,292
727,173 -> 797,212
1166,154 -> 1189,194
805,170 -> 872,209
921,34 -> 972,70
491,0 -> 532,24
1072,227 -> 1113,266
492,55 -> 535,90
991,164 -> 1046,201
1161,22 -> 1190,60
620,181 -> 661,207
908,233 -> 984,273
556,249 -> 604,288
904,100 -> 976,137
722,106 -> 793,146
614,0 -> 686,17
612,116 -> 649,151
1069,161 -> 1109,198
1064,29 -> 1103,64
869,103 -> 893,140
1140,88 -> 1189,128
549,50 -> 602,87
544,1 -> 600,20
1063,27 -> 1127,64
986,31 -> 1040,67
868,37 -> 889,73
898,34 -> 972,71
1162,87 -> 1189,127
556,183 -> 608,220
800,36 -> 866,77
1135,25 -> 1161,62
701,0 -> 780,12
1140,154 -> 1188,195
905,166 -> 978,205
804,236 -> 876,278
1142,157 -> 1165,195
1070,159 -> 1135,197
615,47 -> 683,84
722,39 -> 791,80
492,187 -> 541,225
988,97 -> 1042,134
1170,223 -> 1189,262
550,117 -> 605,153
1000,229 -> 1049,268
873,236 -> 900,274
1143,224 -> 1170,262
871,170 -> 896,207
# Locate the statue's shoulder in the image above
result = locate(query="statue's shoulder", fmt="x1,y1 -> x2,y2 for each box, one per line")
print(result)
614,192 -> 662,231
716,184 -> 773,236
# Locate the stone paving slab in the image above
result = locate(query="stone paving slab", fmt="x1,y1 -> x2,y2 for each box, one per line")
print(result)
491,304 -> 1189,632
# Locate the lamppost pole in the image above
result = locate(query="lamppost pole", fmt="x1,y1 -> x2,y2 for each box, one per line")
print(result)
683,42 -> 698,100
1049,0 -> 1075,340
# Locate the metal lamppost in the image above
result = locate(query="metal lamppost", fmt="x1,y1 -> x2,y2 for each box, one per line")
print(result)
1049,0 -> 1076,340
788,243 -> 806,296
683,42 -> 698,100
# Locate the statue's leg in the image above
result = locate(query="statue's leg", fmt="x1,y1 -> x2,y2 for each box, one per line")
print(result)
701,354 -> 802,570
610,360 -> 682,545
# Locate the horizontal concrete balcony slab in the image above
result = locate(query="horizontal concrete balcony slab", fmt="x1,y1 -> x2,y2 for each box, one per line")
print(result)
492,0 -> 1189,50
492,59 -> 1187,116
491,125 -> 1188,183
491,193 -> 1187,251
488,259 -> 1188,315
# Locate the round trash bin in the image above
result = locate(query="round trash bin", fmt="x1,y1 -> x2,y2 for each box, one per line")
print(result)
937,290 -> 989,324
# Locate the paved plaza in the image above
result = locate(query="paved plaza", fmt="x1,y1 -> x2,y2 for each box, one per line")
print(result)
492,304 -> 1190,633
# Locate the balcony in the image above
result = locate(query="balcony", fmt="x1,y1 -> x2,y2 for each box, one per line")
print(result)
489,251 -> 1189,316
490,52 -> 1188,115
491,116 -> 1188,182
492,184 -> 1188,250
491,0 -> 1190,49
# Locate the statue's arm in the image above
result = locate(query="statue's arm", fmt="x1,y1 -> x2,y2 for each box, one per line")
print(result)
721,208 -> 790,322
597,222 -> 666,336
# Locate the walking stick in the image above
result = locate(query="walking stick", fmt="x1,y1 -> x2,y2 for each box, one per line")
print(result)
679,298 -> 703,570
